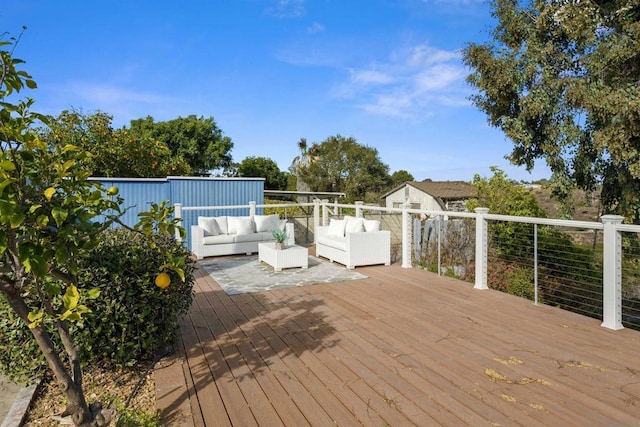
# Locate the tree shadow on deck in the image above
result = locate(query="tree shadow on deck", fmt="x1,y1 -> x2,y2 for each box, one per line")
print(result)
160,276 -> 340,424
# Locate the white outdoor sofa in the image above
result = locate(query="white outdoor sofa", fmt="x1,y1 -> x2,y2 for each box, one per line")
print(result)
191,214 -> 294,259
316,215 -> 391,269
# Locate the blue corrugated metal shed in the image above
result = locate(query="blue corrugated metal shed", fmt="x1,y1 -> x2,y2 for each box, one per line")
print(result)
89,176 -> 265,249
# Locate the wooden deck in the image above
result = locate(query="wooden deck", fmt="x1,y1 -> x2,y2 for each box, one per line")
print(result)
155,252 -> 640,426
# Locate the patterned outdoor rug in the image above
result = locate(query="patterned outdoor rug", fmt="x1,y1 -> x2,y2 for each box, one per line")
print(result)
200,255 -> 368,295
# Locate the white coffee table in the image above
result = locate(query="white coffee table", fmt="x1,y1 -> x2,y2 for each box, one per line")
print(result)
258,243 -> 308,271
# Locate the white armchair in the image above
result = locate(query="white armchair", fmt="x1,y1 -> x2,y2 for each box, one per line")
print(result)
315,219 -> 391,269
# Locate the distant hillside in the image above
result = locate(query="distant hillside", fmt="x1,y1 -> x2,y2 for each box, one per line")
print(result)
529,187 -> 601,222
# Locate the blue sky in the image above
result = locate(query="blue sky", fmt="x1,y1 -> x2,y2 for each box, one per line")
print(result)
3,0 -> 550,182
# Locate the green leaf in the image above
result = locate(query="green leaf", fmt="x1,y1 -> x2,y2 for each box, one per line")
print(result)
23,256 -> 48,277
87,288 -> 101,299
25,79 -> 37,89
27,310 -> 44,329
9,212 -> 24,228
44,187 -> 56,200
0,160 -> 16,171
51,206 -> 68,227
36,215 -> 49,227
0,179 -> 14,196
75,305 -> 91,315
62,285 -> 80,311
61,144 -> 80,154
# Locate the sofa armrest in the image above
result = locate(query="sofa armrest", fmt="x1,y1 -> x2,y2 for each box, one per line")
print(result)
191,225 -> 205,259
316,225 -> 330,240
346,230 -> 391,266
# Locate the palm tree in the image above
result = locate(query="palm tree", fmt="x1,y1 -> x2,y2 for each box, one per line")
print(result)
290,138 -> 312,198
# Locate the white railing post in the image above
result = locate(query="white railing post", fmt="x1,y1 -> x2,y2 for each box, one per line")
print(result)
174,203 -> 183,242
402,201 -> 412,268
313,199 -> 321,243
322,199 -> 329,225
355,201 -> 364,218
474,207 -> 489,290
249,201 -> 256,217
601,214 -> 624,330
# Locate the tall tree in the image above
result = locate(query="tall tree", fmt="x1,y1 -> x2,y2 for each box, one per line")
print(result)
390,169 -> 415,187
42,111 -> 191,177
463,0 -> 640,221
238,156 -> 288,190
129,115 -> 233,175
295,135 -> 391,203
290,137 -> 312,193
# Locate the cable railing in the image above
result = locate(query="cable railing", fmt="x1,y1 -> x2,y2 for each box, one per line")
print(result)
174,200 -> 639,331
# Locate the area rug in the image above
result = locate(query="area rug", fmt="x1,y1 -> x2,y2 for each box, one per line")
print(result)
199,255 -> 368,295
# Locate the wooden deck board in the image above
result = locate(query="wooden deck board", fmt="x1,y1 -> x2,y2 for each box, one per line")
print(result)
157,254 -> 640,426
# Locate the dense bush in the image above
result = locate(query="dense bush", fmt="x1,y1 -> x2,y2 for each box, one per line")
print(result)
0,228 -> 196,382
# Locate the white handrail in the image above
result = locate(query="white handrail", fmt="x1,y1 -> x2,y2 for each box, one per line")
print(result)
175,200 -> 630,331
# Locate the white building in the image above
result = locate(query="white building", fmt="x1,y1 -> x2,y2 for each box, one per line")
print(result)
381,181 -> 476,212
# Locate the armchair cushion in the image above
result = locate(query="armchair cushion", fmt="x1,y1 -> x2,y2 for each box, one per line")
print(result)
327,219 -> 346,237
345,217 -> 365,233
363,219 -> 380,232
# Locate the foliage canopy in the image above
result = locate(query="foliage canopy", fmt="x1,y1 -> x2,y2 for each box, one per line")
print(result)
42,110 -> 191,177
463,0 -> 640,221
129,115 -> 233,175
293,135 -> 391,203
238,156 -> 288,190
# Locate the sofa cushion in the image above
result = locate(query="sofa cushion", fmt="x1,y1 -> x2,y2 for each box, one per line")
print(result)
198,217 -> 221,236
234,233 -> 261,243
363,219 -> 381,232
228,216 -> 254,235
254,214 -> 280,232
317,235 -> 348,251
327,219 -> 346,237
256,231 -> 274,241
203,234 -> 235,245
345,217 -> 365,233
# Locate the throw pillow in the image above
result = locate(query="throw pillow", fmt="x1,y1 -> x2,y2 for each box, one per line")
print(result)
345,217 -> 365,233
230,216 -> 255,236
215,216 -> 229,235
327,219 -> 346,237
254,214 -> 280,232
363,219 -> 380,232
198,217 -> 221,236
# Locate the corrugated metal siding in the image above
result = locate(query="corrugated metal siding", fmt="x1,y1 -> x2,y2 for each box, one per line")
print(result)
169,177 -> 264,249
89,177 -> 265,250
97,178 -> 171,227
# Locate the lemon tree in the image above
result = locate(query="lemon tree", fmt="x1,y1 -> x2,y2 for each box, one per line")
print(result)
0,32 -> 188,426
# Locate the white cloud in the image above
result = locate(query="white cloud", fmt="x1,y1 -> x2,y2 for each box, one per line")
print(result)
350,69 -> 395,85
307,22 -> 325,34
265,0 -> 306,18
333,44 -> 470,119
48,82 -> 181,125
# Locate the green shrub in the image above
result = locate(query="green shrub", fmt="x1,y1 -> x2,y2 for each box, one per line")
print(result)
0,228 -> 196,382
74,228 -> 196,365
0,296 -> 49,383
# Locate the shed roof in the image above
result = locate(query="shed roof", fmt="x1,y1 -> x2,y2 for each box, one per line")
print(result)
382,181 -> 476,200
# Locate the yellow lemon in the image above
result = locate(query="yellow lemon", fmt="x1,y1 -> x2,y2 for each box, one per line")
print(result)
155,272 -> 171,289
107,186 -> 119,196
